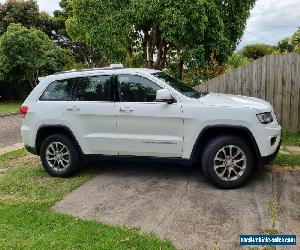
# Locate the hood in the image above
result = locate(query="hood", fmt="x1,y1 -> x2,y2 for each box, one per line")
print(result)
199,93 -> 272,111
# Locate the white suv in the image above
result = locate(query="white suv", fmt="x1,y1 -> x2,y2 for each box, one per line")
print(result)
20,65 -> 281,188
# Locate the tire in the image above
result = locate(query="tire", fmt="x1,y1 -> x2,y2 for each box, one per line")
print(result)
40,134 -> 81,177
201,135 -> 254,189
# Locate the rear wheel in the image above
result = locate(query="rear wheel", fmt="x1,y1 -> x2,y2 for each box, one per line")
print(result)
40,134 -> 81,177
201,135 -> 254,188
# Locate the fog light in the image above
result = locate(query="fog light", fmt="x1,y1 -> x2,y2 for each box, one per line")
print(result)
271,137 -> 276,146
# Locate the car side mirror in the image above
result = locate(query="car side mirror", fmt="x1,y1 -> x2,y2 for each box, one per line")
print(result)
156,89 -> 175,104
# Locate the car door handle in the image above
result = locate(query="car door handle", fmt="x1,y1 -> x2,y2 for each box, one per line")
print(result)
67,106 -> 80,111
119,107 -> 134,112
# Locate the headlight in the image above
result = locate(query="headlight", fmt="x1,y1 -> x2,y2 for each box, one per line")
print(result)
257,112 -> 273,124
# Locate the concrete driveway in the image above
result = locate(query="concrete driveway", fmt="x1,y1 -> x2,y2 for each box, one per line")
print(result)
0,114 -> 22,153
54,162 -> 300,249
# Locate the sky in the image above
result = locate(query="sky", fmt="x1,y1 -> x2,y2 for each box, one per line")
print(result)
1,0 -> 299,50
237,0 -> 300,49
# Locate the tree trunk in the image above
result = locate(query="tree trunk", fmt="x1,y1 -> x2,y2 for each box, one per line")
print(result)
145,22 -> 160,69
142,28 -> 149,66
147,34 -> 154,68
178,57 -> 184,80
142,23 -> 170,70
154,42 -> 163,70
126,47 -> 133,66
31,71 -> 38,89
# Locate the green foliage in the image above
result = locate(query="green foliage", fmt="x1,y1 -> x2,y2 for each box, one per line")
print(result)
0,0 -> 40,34
214,0 -> 257,60
226,52 -> 250,69
0,23 -> 75,89
0,102 -> 20,114
53,0 -> 109,67
241,43 -> 274,60
276,28 -> 300,54
282,132 -> 300,147
0,0 -> 104,67
291,28 -> 300,53
276,38 -> 294,53
53,0 -> 72,38
67,0 -> 256,71
0,0 -> 57,38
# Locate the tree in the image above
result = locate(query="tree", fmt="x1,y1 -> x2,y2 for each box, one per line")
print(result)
0,0 -> 39,34
241,43 -> 274,60
276,38 -> 294,53
227,52 -> 250,69
66,0 -> 256,72
52,0 -> 108,67
291,28 -> 300,53
0,0 -> 58,37
216,0 -> 256,55
0,23 -> 75,89
275,28 -> 300,54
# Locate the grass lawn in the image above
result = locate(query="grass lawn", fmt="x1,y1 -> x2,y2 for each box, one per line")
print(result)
268,152 -> 300,172
0,145 -> 298,249
0,102 -> 20,115
276,132 -> 300,169
281,132 -> 300,146
0,149 -> 175,250
272,153 -> 300,167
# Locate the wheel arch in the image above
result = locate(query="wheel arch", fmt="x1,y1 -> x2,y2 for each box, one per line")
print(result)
190,125 -> 261,164
35,125 -> 83,156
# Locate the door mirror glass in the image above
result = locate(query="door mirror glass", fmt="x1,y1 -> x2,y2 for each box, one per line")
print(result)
156,89 -> 174,104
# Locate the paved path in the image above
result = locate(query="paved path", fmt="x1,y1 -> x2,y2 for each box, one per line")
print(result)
54,162 -> 300,249
0,114 -> 22,150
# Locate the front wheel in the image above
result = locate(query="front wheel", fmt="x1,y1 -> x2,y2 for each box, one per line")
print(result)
40,134 -> 81,177
201,135 -> 254,188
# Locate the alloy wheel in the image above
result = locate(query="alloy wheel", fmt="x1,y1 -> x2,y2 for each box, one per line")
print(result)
46,142 -> 70,172
213,145 -> 247,181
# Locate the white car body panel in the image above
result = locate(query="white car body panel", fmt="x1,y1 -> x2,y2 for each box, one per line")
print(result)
116,101 -> 183,157
63,101 -> 117,155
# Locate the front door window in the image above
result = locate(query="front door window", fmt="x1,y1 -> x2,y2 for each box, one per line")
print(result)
117,75 -> 161,102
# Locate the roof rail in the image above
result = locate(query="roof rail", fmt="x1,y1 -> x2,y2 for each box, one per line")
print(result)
53,63 -> 125,75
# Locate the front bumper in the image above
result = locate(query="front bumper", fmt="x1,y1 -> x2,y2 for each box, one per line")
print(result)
260,139 -> 281,165
252,121 -> 281,157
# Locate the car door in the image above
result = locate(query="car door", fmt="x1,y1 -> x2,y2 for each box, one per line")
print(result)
37,79 -> 72,129
115,74 -> 184,158
63,74 -> 117,155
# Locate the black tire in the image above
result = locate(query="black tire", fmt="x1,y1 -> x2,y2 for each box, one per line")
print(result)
40,134 -> 81,177
201,135 -> 254,189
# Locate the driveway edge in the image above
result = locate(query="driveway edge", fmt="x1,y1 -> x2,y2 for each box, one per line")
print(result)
0,143 -> 24,155
0,112 -> 19,118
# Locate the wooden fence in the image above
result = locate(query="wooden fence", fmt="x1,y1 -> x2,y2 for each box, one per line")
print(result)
194,54 -> 300,132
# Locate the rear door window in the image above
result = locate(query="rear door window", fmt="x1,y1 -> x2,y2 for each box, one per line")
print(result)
40,75 -> 112,101
75,75 -> 111,101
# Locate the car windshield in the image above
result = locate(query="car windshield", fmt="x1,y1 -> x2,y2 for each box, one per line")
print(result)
152,72 -> 205,98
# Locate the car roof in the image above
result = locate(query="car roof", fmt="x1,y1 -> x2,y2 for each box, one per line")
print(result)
39,66 -> 162,82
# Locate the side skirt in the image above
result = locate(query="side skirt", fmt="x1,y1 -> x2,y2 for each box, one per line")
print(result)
83,154 -> 192,166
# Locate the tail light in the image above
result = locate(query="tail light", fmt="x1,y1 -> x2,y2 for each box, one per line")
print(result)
20,105 -> 29,117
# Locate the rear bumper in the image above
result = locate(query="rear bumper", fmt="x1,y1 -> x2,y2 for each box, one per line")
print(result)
260,139 -> 281,165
